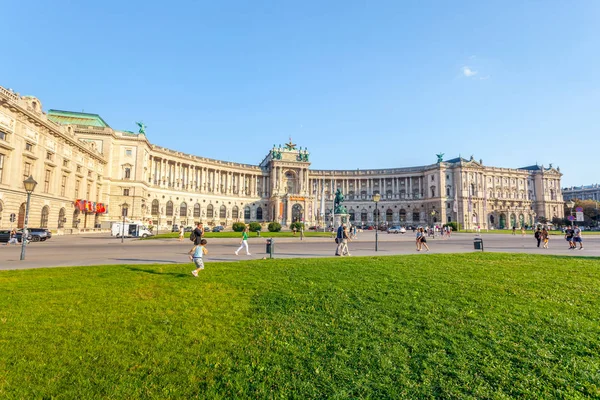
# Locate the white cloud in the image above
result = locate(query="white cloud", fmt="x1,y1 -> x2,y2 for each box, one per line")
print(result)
462,66 -> 478,77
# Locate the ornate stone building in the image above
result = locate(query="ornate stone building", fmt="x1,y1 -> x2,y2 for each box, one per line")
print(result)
562,184 -> 600,202
0,85 -> 565,232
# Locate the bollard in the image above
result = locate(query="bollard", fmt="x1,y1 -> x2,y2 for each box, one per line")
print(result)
266,238 -> 274,258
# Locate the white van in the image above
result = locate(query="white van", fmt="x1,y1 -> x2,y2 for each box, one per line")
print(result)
111,222 -> 153,238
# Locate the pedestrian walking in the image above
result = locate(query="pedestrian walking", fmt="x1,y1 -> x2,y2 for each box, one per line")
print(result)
534,227 -> 542,248
235,226 -> 251,255
542,228 -> 549,249
335,224 -> 344,256
565,226 -> 575,249
418,227 -> 430,252
178,225 -> 185,241
521,226 -> 526,237
512,226 -> 516,235
339,225 -> 351,256
189,239 -> 208,277
6,229 -> 18,245
573,226 -> 584,250
191,222 -> 204,245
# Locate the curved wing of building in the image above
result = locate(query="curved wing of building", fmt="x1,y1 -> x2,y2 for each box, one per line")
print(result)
0,85 -> 564,232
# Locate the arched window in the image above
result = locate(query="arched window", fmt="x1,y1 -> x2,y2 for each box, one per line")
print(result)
361,209 -> 368,222
399,209 -> 406,222
151,200 -> 159,215
72,209 -> 80,228
256,207 -> 263,220
40,206 -> 49,228
412,212 -> 420,222
349,209 -> 355,222
285,171 -> 297,194
193,203 -> 201,218
232,206 -> 239,219
206,204 -> 214,218
219,205 -> 227,219
386,208 -> 393,222
166,201 -> 173,216
180,202 -> 187,217
244,206 -> 251,220
431,186 -> 436,197
58,208 -> 66,228
292,204 -> 302,222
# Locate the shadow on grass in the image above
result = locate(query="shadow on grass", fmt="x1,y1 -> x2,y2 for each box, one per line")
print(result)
126,266 -> 190,278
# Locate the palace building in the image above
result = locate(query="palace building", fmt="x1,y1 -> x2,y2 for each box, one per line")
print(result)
0,85 -> 565,233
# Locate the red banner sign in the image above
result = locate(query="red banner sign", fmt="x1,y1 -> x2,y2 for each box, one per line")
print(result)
74,199 -> 107,214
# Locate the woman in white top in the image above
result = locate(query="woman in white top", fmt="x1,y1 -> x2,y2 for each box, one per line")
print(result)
179,225 -> 185,241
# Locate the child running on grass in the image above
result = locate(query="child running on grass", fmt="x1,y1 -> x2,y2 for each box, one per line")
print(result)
189,238 -> 208,277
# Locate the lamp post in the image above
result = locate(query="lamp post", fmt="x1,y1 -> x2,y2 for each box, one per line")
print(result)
567,200 -> 575,228
373,193 -> 381,251
20,176 -> 38,261
430,210 -> 437,237
121,203 -> 129,243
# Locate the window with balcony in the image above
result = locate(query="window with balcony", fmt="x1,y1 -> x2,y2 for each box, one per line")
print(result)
124,167 -> 131,179
23,162 -> 32,182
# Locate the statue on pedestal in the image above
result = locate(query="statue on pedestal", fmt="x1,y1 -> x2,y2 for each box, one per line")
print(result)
334,189 -> 347,214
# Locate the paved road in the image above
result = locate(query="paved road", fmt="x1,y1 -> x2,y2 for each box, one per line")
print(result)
1,231 -> 598,270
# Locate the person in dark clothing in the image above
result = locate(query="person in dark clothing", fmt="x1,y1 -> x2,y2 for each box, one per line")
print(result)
534,227 -> 542,248
335,224 -> 344,256
193,222 -> 204,245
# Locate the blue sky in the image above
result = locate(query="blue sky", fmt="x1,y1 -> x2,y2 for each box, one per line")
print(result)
3,1 -> 598,187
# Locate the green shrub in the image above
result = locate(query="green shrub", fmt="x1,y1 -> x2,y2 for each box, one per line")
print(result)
232,222 -> 246,232
290,222 -> 304,231
248,222 -> 262,232
444,222 -> 458,231
268,222 -> 282,232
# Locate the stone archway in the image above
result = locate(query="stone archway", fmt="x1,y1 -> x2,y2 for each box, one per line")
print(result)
17,203 -> 26,228
292,204 -> 303,222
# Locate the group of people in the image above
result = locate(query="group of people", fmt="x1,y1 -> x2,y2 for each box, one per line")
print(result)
335,224 -> 351,256
188,222 -> 253,277
533,225 -> 583,250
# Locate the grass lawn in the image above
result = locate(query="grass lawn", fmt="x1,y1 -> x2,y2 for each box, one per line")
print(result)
1,254 -> 599,399
147,231 -> 332,239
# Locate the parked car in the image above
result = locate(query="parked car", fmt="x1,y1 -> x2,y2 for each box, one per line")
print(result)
203,226 -> 212,233
24,228 -> 52,242
0,230 -> 32,243
212,226 -> 224,232
387,226 -> 402,234
171,225 -> 179,232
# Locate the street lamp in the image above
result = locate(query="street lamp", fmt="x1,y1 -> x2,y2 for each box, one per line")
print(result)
20,176 -> 38,261
430,210 -> 437,237
121,203 -> 129,243
373,193 -> 381,251
567,200 -> 575,227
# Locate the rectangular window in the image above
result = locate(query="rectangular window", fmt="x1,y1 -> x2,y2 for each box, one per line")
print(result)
61,176 -> 67,196
63,159 -> 69,167
125,149 -> 132,157
44,169 -> 51,193
46,152 -> 53,161
86,183 -> 91,199
75,180 -> 80,198
123,188 -> 130,196
23,162 -> 32,182
124,168 -> 131,179
97,186 -> 101,201
25,142 -> 33,152
88,171 -> 92,178
0,130 -> 6,141
0,154 -> 4,183
76,165 -> 82,173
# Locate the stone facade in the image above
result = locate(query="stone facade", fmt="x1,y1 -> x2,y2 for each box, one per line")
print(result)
0,85 -> 565,232
562,184 -> 600,202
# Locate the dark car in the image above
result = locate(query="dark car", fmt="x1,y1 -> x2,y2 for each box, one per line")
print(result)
171,225 -> 179,233
212,226 -> 224,232
184,226 -> 194,232
202,226 -> 211,233
25,228 -> 52,242
0,230 -> 32,243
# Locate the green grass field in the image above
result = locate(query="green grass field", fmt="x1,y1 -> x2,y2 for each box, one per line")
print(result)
1,254 -> 599,399
147,230 -> 332,239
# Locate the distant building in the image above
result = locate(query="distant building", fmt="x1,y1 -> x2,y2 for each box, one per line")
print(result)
562,184 -> 600,202
0,85 -> 565,232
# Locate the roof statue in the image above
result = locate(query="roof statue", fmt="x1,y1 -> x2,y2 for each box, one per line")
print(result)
284,137 -> 297,150
136,121 -> 147,135
436,153 -> 444,163
334,188 -> 347,214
